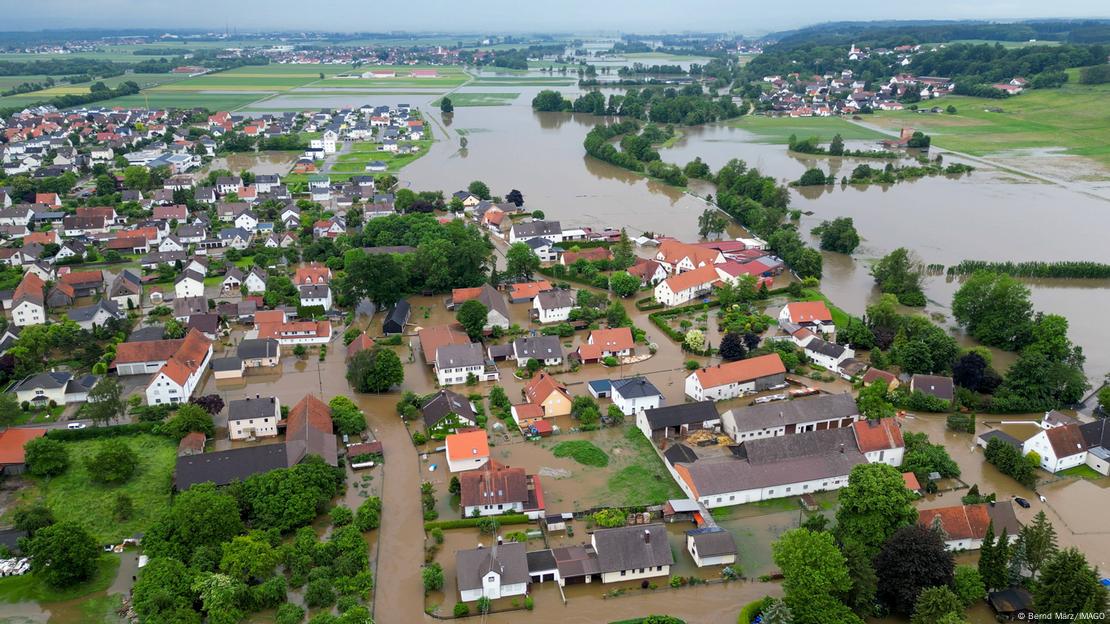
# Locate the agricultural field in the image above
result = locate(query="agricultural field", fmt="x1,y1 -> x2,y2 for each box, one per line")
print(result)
0,73 -> 190,109
868,73 -> 1110,168
326,65 -> 470,88
623,52 -> 714,62
5,434 -> 177,543
433,92 -> 519,107
728,114 -> 889,143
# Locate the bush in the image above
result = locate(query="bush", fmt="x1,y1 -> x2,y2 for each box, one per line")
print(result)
684,359 -> 700,370
422,515 -> 530,531
593,508 -> 626,528
304,578 -> 336,608
276,603 -> 306,624
602,355 -> 619,367
551,440 -> 609,467
23,437 -> 69,476
355,497 -> 382,531
422,562 -> 444,592
86,439 -> 139,484
454,603 -> 470,617
946,413 -> 975,434
477,517 -> 500,535
330,506 -> 353,527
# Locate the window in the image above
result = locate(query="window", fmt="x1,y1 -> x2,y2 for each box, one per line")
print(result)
620,570 -> 626,577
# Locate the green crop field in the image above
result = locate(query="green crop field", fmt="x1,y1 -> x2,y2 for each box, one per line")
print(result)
867,74 -> 1110,167
434,92 -> 520,107
103,91 -> 272,110
728,115 -> 889,143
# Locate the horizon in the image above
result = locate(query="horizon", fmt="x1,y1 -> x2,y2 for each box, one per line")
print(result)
4,1 -> 1109,36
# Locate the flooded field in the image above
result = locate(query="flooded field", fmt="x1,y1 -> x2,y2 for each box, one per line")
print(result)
385,86 -> 1110,381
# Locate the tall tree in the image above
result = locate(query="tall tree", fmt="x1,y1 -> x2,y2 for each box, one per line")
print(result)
951,271 -> 1033,351
1018,510 -> 1057,580
1034,548 -> 1109,621
612,228 -> 635,270
910,586 -> 963,624
27,521 -> 100,587
467,180 -> 491,200
698,208 -> 727,240
456,299 -> 489,341
772,529 -> 862,624
856,380 -> 895,421
977,522 -> 1006,591
870,247 -> 925,306
347,347 -> 404,393
835,463 -> 918,556
718,332 -> 748,361
840,538 -> 878,617
874,524 -> 955,615
505,243 -> 540,282
85,376 -> 124,426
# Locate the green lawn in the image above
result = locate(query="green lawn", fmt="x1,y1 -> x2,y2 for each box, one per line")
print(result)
0,554 -> 119,604
11,434 -> 176,543
100,91 -> 271,110
433,93 -> 520,107
1058,464 -> 1105,480
729,115 -> 889,143
867,74 -> 1110,167
551,440 -> 609,467
605,428 -> 683,505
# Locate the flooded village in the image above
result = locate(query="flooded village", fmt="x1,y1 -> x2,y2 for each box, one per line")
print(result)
0,20 -> 1109,624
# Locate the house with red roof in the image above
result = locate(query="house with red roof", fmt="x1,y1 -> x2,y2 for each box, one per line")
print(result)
918,502 -> 1021,551
459,460 -> 544,519
445,429 -> 490,473
0,428 -> 47,475
654,264 -> 720,307
779,301 -> 835,335
144,329 -> 213,405
851,418 -> 905,466
576,327 -> 634,363
685,353 -> 787,401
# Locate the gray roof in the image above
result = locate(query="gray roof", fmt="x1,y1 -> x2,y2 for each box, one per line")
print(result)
435,343 -> 486,369
642,401 -> 720,431
911,374 -> 955,402
421,389 -> 476,428
804,337 -> 848,359
228,396 -> 278,421
525,237 -> 556,250
128,325 -> 165,342
175,444 -> 290,490
476,284 -> 509,321
663,443 -> 700,465
534,289 -> 576,310
978,430 -> 1024,449
456,543 -> 529,592
612,377 -> 661,400
738,427 -> 859,464
66,299 -> 122,323
722,393 -> 858,433
512,220 -> 562,238
211,357 -> 243,372
592,524 -> 674,573
1080,418 -> 1110,451
298,284 -> 330,299
173,296 -> 208,317
526,549 -> 558,573
13,371 -> 72,392
513,335 -> 562,360
238,338 -> 279,360
687,528 -> 737,557
678,446 -> 867,496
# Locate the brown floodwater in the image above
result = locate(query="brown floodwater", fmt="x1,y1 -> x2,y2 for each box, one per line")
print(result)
395,95 -> 1110,381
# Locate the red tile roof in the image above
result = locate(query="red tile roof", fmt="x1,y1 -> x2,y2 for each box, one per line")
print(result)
660,264 -> 719,294
156,329 -> 211,385
578,327 -> 634,361
693,353 -> 786,389
785,301 -> 832,324
286,394 -> 333,440
294,263 -> 331,285
113,338 -> 185,366
0,428 -> 47,465
446,429 -> 490,461
418,324 -> 471,362
852,418 -> 904,452
524,371 -> 570,405
918,504 -> 992,540
509,281 -> 552,300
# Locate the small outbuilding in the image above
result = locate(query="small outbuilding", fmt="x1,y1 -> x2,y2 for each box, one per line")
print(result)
382,300 -> 411,335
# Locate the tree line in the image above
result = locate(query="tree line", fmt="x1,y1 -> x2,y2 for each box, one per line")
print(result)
948,260 -> 1110,279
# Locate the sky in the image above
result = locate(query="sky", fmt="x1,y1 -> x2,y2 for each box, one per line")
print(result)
4,0 -> 1107,35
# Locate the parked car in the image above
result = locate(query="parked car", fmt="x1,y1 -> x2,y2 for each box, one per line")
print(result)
1014,497 -> 1031,509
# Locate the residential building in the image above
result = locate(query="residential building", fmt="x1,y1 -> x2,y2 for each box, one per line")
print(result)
0,428 -> 47,476
779,301 -> 835,335
418,324 -> 470,364
12,371 -> 99,406
458,462 -> 541,518
383,300 -> 410,335
511,335 -> 563,367
684,354 -> 787,401
109,270 -> 142,309
144,329 -> 213,405
435,343 -> 498,386
523,371 -> 572,417
237,339 -> 281,368
456,543 -> 529,603
576,327 -> 634,363
654,264 -> 719,307
910,374 -> 955,403
851,418 -> 906,467
1022,423 -> 1088,473
114,338 -> 186,376
174,270 -> 205,299
421,389 -> 477,436
227,396 -> 281,439
610,377 -> 662,416
917,502 -> 1021,551
592,524 -> 673,584
509,220 -> 562,244
298,284 -> 332,310
532,289 -> 575,323
446,430 -> 490,473
11,272 -> 46,326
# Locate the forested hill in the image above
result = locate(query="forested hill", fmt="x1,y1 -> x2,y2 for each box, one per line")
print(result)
766,19 -> 1110,48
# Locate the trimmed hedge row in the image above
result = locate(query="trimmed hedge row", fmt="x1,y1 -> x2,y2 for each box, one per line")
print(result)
45,421 -> 162,441
424,514 -> 530,531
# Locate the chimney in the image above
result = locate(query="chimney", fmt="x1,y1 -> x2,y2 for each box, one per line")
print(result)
643,529 -> 651,544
